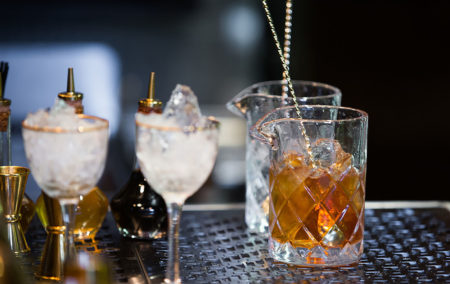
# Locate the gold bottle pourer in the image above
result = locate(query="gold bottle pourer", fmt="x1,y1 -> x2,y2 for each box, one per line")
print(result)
138,72 -> 162,114
58,68 -> 83,114
0,73 -> 11,107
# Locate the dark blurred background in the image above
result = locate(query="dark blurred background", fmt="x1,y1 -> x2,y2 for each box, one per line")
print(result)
1,0 -> 449,202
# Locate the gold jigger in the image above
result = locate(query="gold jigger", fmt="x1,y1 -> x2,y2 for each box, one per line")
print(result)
0,166 -> 30,254
35,194 -> 65,281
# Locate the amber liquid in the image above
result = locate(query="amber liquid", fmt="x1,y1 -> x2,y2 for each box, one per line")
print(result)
270,153 -> 365,250
36,187 -> 108,240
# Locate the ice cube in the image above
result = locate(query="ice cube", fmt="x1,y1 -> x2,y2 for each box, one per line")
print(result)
311,138 -> 348,168
163,84 -> 202,127
50,98 -> 74,114
136,112 -> 177,128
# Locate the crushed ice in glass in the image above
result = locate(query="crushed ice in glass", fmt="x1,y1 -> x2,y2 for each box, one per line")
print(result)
22,99 -> 108,199
23,99 -> 104,130
135,84 -> 219,204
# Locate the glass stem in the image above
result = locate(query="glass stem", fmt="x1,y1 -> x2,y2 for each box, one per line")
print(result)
165,202 -> 183,284
60,200 -> 78,262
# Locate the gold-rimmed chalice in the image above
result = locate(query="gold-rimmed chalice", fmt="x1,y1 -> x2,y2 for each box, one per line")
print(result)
22,114 -> 108,275
136,115 -> 219,284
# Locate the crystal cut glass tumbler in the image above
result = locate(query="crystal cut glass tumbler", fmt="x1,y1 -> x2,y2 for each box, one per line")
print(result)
226,81 -> 341,233
253,105 -> 368,267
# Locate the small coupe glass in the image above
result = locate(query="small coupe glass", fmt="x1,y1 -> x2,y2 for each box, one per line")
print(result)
136,117 -> 219,283
22,115 -> 108,263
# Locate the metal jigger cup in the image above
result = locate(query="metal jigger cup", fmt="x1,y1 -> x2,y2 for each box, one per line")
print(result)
0,166 -> 30,254
35,194 -> 65,281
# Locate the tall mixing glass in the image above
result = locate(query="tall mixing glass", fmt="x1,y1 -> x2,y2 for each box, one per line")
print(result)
22,115 -> 108,266
136,117 -> 219,283
227,80 -> 341,233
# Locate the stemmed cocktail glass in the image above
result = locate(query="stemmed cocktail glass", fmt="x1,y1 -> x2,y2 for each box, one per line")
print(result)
136,116 -> 219,284
22,115 -> 108,264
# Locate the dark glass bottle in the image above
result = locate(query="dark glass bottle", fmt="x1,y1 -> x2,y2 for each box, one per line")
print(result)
111,72 -> 167,239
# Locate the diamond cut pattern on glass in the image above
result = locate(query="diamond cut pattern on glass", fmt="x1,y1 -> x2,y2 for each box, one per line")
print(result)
323,184 -> 350,221
288,183 -> 316,223
349,213 -> 364,245
269,151 -> 365,266
337,166 -> 360,200
292,225 -> 317,249
335,204 -> 359,241
304,170 -> 334,201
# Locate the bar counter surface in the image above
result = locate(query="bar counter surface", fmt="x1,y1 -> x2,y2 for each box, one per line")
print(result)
22,201 -> 450,283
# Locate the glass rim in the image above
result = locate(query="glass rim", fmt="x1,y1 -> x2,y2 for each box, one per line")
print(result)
22,114 -> 109,133
135,116 -> 220,132
237,80 -> 342,99
251,105 -> 368,144
0,166 -> 30,176
259,105 -> 368,125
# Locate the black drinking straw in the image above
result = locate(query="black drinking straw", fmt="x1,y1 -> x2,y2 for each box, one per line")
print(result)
0,62 -> 9,95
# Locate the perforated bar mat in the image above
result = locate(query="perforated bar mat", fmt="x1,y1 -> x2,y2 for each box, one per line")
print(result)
25,207 -> 450,283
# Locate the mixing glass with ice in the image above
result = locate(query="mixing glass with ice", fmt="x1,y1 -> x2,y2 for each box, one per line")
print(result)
136,85 -> 219,283
226,80 -> 341,233
252,105 -> 368,267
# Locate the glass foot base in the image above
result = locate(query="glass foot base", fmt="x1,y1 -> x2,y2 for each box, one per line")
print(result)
118,228 -> 165,240
269,238 -> 363,267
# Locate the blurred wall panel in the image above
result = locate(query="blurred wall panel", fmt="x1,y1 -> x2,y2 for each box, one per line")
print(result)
0,43 -> 121,135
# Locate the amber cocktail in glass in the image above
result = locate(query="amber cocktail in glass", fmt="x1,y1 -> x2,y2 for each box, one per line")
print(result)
253,105 -> 368,267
